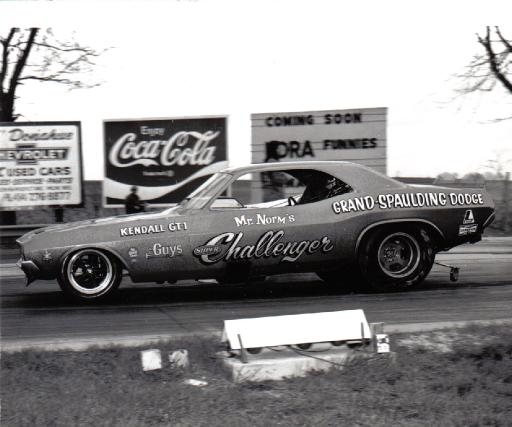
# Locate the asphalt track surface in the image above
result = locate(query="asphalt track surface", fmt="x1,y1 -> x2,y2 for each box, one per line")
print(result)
1,237 -> 511,350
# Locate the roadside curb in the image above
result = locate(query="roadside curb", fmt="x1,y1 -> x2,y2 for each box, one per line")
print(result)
0,330 -> 222,353
383,318 -> 512,333
2,319 -> 512,353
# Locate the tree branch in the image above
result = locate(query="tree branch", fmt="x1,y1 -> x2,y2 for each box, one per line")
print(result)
0,28 -> 18,93
18,75 -> 77,84
1,27 -> 106,120
495,26 -> 512,53
8,28 -> 39,97
490,115 -> 512,123
0,27 -> 18,45
31,41 -> 102,56
18,74 -> 101,89
478,26 -> 512,93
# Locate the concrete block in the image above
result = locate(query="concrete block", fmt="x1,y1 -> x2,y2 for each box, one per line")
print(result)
141,349 -> 162,371
222,348 -> 357,383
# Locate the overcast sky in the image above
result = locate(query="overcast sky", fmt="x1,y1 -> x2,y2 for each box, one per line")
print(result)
1,0 -> 511,179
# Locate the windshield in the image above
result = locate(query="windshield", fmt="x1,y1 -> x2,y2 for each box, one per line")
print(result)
176,172 -> 233,210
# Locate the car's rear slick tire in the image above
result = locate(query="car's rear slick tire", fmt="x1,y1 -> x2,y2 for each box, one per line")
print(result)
58,249 -> 122,301
358,226 -> 435,292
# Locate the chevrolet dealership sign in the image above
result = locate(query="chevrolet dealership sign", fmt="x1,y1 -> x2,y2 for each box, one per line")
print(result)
0,122 -> 83,210
251,107 -> 387,174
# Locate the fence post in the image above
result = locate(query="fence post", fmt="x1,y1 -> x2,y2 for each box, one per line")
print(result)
504,172 -> 510,233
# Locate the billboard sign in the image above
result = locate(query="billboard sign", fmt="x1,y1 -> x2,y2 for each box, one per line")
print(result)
251,107 -> 387,174
104,117 -> 228,207
0,122 -> 83,210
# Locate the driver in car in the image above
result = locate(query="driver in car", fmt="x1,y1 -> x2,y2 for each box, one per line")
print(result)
299,175 -> 351,204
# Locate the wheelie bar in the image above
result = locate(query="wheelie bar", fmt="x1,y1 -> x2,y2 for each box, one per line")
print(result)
434,261 -> 460,282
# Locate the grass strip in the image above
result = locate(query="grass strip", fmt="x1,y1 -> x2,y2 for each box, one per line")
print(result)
1,325 -> 512,427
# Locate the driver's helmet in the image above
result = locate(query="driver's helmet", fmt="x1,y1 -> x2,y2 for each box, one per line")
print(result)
325,176 -> 337,190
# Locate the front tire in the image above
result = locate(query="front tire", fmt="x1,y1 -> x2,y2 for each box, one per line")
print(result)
358,226 -> 435,292
58,249 -> 122,301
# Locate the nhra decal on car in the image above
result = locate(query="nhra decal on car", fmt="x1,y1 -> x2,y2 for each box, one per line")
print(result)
459,224 -> 478,236
120,222 -> 188,237
145,243 -> 183,259
234,213 -> 296,227
463,210 -> 475,224
332,192 -> 485,214
193,230 -> 333,265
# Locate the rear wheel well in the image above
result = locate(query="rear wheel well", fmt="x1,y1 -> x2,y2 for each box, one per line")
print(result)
356,221 -> 443,256
356,222 -> 438,292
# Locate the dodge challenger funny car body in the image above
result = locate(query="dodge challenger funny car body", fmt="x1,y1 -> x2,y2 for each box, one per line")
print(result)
17,161 -> 495,301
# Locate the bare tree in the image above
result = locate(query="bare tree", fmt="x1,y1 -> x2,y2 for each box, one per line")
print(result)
0,27 -> 104,121
456,26 -> 512,115
484,150 -> 512,180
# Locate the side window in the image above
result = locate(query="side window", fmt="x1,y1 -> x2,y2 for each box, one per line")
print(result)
260,170 -> 300,204
211,171 -> 300,209
298,171 -> 352,205
210,169 -> 352,210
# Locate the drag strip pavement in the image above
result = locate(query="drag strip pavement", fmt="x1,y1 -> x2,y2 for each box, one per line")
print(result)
1,238 -> 511,350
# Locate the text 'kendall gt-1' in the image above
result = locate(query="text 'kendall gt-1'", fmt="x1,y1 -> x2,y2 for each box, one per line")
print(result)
17,161 -> 495,301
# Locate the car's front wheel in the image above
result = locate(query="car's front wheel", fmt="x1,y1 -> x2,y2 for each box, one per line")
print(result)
358,226 -> 435,292
58,249 -> 122,301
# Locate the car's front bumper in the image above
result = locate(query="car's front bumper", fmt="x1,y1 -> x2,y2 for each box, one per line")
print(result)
17,258 -> 40,286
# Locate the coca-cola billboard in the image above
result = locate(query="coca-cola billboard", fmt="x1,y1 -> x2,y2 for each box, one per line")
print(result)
104,117 -> 228,207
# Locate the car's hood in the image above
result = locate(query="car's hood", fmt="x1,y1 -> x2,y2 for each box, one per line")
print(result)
17,207 -> 184,244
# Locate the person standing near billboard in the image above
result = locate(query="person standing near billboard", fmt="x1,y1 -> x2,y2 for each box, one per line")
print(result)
125,186 -> 145,214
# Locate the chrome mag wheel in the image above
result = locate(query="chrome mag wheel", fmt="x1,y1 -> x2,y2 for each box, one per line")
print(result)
377,232 -> 421,279
66,249 -> 114,295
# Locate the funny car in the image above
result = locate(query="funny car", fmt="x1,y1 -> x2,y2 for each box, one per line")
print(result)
17,161 -> 495,301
